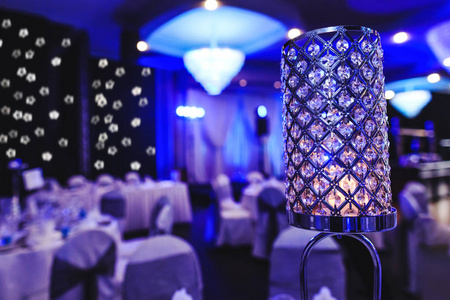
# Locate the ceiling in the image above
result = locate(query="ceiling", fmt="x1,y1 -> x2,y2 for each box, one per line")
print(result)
1,0 -> 450,85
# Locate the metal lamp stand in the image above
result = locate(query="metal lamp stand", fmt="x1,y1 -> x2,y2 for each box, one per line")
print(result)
287,209 -> 396,300
300,232 -> 381,300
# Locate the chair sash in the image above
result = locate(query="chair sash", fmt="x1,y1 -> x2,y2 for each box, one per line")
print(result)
51,243 -> 116,299
258,187 -> 286,230
255,187 -> 287,258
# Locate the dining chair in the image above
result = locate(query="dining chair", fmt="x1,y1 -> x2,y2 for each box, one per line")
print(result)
269,227 -> 346,300
67,175 -> 88,190
100,190 -> 126,233
50,230 -> 117,300
122,235 -> 203,300
246,171 -> 265,185
252,186 -> 288,259
149,196 -> 174,236
124,172 -> 141,185
96,174 -> 115,187
211,174 -> 253,246
399,181 -> 450,299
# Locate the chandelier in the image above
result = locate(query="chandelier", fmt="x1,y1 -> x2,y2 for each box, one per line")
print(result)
183,47 -> 245,95
139,4 -> 288,95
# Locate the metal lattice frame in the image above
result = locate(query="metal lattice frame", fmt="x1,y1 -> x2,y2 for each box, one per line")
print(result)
281,25 -> 396,232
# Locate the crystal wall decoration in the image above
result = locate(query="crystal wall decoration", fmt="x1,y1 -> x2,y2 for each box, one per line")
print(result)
89,58 -> 156,177
0,11 -> 84,195
281,26 -> 394,219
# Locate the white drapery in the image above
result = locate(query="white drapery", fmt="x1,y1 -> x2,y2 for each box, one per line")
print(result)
185,88 -> 283,183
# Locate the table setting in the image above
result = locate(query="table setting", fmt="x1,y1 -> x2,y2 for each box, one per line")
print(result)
0,192 -> 121,300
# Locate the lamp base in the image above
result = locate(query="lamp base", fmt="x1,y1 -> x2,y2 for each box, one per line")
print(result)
287,208 -> 397,233
300,232 -> 382,300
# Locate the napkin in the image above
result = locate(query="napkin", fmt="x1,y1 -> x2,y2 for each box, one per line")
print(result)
313,286 -> 337,300
171,288 -> 193,300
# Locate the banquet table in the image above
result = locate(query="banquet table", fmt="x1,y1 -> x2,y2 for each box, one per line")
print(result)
120,181 -> 192,232
27,180 -> 193,234
0,217 -> 120,300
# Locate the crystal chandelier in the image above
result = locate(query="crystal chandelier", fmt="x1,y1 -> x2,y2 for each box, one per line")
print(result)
183,47 -> 245,96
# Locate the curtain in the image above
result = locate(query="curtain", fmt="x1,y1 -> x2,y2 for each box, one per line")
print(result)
185,88 -> 284,183
187,89 -> 237,181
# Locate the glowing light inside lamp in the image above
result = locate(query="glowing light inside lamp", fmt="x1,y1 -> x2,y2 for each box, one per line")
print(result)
389,90 -> 432,118
427,73 -> 441,83
444,57 -> 450,67
288,28 -> 302,39
385,90 -> 395,100
257,105 -> 267,118
183,47 -> 245,95
176,106 -> 205,119
393,32 -> 409,44
204,0 -> 218,11
136,41 -> 149,52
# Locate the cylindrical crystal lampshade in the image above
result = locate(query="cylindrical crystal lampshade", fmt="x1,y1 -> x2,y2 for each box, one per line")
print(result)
281,26 -> 396,232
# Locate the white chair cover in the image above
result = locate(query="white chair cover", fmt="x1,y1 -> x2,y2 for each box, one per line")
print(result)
45,178 -> 62,192
246,171 -> 264,184
252,187 -> 288,259
149,196 -> 174,236
399,181 -> 450,296
212,174 -> 241,211
211,174 -> 253,246
50,230 -> 117,300
122,236 -> 203,300
67,175 -> 88,189
96,174 -> 115,187
124,172 -> 141,185
269,228 -> 346,300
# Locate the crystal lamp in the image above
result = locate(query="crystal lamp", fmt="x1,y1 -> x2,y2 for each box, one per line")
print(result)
281,25 -> 397,300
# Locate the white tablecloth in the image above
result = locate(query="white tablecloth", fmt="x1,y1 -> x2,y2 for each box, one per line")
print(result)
0,239 -> 63,300
121,181 -> 192,232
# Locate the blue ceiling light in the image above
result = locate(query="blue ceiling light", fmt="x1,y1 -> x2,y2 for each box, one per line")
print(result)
386,76 -> 450,118
385,76 -> 450,92
389,90 -> 432,119
140,5 -> 287,95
